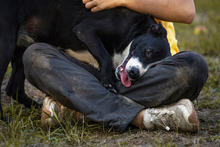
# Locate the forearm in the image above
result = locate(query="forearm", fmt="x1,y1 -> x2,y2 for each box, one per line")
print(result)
83,0 -> 196,24
121,0 -> 195,24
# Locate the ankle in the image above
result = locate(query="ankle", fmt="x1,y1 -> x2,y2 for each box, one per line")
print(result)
130,109 -> 146,128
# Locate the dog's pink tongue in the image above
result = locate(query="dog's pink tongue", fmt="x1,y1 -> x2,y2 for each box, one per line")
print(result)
120,67 -> 131,87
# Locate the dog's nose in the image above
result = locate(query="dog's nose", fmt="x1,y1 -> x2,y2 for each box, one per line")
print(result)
128,67 -> 140,80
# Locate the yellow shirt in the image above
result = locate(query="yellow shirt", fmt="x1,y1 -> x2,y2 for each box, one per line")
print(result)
155,19 -> 179,55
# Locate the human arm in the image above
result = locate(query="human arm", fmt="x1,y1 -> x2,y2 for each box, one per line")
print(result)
82,0 -> 195,24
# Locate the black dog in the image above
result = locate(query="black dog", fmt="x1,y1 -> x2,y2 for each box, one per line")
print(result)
113,23 -> 171,87
0,0 -> 171,120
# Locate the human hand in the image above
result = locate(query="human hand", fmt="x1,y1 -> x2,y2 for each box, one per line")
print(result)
82,0 -> 123,12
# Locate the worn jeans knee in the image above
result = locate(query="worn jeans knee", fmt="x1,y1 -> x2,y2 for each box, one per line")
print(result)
172,51 -> 209,101
23,43 -> 48,81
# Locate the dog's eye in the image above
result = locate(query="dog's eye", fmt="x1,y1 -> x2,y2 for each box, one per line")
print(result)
146,49 -> 151,55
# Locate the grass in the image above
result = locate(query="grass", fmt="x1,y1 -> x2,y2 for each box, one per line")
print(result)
0,99 -> 105,146
1,0 -> 220,146
174,0 -> 220,109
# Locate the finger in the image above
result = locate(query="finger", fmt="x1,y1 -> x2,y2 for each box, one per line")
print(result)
82,0 -> 92,4
85,1 -> 97,9
91,6 -> 100,12
91,4 -> 106,12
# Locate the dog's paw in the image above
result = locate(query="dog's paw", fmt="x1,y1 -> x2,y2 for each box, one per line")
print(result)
108,87 -> 118,94
101,78 -> 118,94
102,83 -> 118,94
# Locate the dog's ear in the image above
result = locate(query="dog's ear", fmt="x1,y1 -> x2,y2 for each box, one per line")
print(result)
148,22 -> 167,38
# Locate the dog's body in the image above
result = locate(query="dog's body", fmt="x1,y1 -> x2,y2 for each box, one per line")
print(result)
0,0 -> 171,120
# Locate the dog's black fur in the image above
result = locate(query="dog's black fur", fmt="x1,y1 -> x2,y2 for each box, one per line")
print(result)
0,0 -> 171,120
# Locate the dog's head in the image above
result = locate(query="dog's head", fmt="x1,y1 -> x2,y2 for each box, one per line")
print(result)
115,22 -> 171,87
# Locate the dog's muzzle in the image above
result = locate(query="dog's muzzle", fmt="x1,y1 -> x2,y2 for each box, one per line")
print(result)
127,67 -> 140,80
115,51 -> 135,87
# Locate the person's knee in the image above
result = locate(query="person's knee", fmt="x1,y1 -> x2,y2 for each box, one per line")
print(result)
23,43 -> 59,66
23,43 -> 58,79
24,42 -> 57,58
23,43 -> 46,63
164,51 -> 209,102
174,52 -> 208,101
178,51 -> 208,85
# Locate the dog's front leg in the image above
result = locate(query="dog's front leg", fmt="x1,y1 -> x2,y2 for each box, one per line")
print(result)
5,46 -> 41,109
73,25 -> 117,93
0,18 -> 21,120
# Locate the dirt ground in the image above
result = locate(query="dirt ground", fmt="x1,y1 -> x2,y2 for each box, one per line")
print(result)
1,76 -> 220,147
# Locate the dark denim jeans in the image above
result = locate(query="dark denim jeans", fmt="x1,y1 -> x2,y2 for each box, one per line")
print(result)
23,43 -> 208,132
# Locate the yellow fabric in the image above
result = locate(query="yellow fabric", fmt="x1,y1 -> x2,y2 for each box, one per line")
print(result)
155,19 -> 179,55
